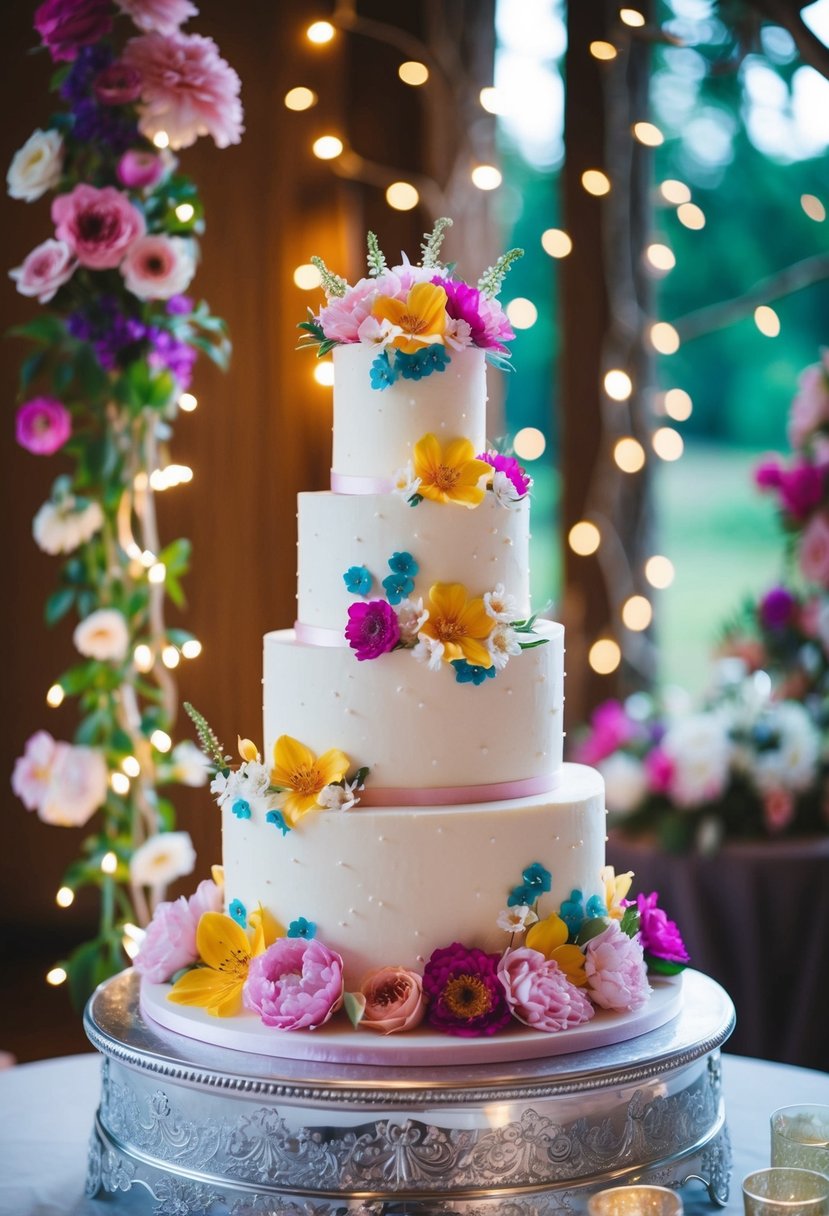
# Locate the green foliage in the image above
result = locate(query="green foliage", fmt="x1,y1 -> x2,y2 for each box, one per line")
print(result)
184,702 -> 229,769
420,217 -> 453,268
310,255 -> 347,298
366,230 -> 387,278
477,248 -> 524,298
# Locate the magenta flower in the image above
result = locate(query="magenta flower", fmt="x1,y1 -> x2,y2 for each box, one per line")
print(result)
799,513 -> 829,589
94,62 -> 144,106
789,364 -> 829,450
422,942 -> 512,1037
10,239 -> 77,304
345,599 -> 400,660
759,586 -> 798,631
778,462 -> 826,521
134,878 -> 223,983
584,921 -> 651,1012
498,948 -> 595,1033
52,184 -> 146,270
16,397 -> 72,456
755,457 -> 783,491
478,450 -> 532,498
635,892 -> 690,970
644,746 -> 674,794
34,0 -> 113,62
243,937 -> 344,1030
575,700 -> 639,766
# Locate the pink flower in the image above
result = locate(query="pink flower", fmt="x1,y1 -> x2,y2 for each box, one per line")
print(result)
318,277 -> 381,343
497,948 -> 595,1033
478,451 -> 532,498
121,234 -> 195,300
9,239 -> 76,304
38,744 -> 108,827
16,397 -> 72,456
789,364 -> 829,450
575,700 -> 639,766
116,0 -> 199,35
134,878 -> 222,983
779,462 -> 826,521
360,966 -> 427,1034
345,600 -> 400,660
799,513 -> 829,588
52,184 -> 146,270
644,746 -> 674,794
635,893 -> 690,966
755,457 -> 783,491
243,937 -> 344,1030
763,787 -> 795,834
422,942 -> 513,1037
584,921 -> 651,1012
123,31 -> 243,150
11,731 -> 60,811
117,150 -> 165,190
34,0 -> 113,62
94,62 -> 144,106
478,294 -> 516,352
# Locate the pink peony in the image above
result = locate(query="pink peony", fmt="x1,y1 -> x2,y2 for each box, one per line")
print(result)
789,364 -> 829,450
318,277 -> 382,343
478,294 -> 516,352
52,184 -> 146,270
121,234 -> 195,300
34,0 -> 113,62
478,451 -> 532,498
116,0 -> 199,35
498,948 -> 595,1033
134,878 -> 222,983
360,966 -> 427,1034
584,921 -> 651,1012
16,397 -> 72,455
94,62 -> 144,106
243,937 -> 344,1030
635,893 -> 690,966
11,731 -> 60,811
38,743 -> 108,827
117,149 -> 165,190
123,31 -> 243,150
345,599 -> 400,660
799,513 -> 829,588
422,942 -> 512,1037
10,239 -> 76,304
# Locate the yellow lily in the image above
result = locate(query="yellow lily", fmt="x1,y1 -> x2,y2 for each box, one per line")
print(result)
601,865 -> 634,920
525,914 -> 588,987
237,736 -> 259,762
271,735 -> 350,827
167,908 -> 278,1017
412,433 -> 491,508
418,582 -> 494,669
372,281 -> 447,354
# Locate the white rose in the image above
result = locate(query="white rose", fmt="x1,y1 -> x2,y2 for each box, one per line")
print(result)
598,752 -> 648,815
752,703 -> 820,795
74,609 -> 130,662
7,129 -> 64,202
169,741 -> 211,787
33,498 -> 103,555
130,831 -> 196,889
39,744 -> 108,827
661,712 -> 732,808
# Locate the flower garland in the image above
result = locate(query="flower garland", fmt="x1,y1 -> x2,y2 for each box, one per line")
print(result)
8,0 -> 242,1006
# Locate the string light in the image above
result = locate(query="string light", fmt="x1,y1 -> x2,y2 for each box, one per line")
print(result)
589,41 -> 617,61
664,388 -> 693,420
569,521 -> 601,556
581,169 -> 611,196
55,887 -> 74,908
614,437 -> 646,473
677,202 -> 705,230
312,135 -> 343,160
660,179 -> 691,204
178,392 -> 197,411
385,181 -> 419,210
506,298 -> 538,329
800,194 -> 825,222
162,645 -> 180,669
46,967 -> 67,986
589,638 -> 622,674
622,595 -> 653,631
101,851 -> 118,875
140,549 -> 156,566
541,228 -> 572,258
649,321 -> 680,354
46,683 -> 64,708
122,923 -> 143,961
604,369 -> 632,400
122,756 -> 141,778
645,555 -> 675,588
645,243 -> 675,272
653,426 -> 684,461
152,131 -> 169,149
314,361 -> 335,386
293,263 -> 322,290
150,464 -> 193,491
133,472 -> 148,492
174,203 -> 195,222
306,20 -> 334,44
284,86 -> 317,111
181,639 -> 203,659
754,305 -> 781,337
111,772 -> 130,796
133,644 -> 153,672
513,427 -> 546,460
398,61 -> 428,86
148,562 -> 166,584
471,164 -> 502,190
151,729 -> 172,753
479,87 -> 504,114
633,121 -> 663,147
619,8 -> 646,27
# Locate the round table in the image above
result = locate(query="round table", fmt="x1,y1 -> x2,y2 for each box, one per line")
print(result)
0,1052 -> 826,1215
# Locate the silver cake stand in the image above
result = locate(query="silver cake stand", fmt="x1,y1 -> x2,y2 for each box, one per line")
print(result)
83,969 -> 734,1216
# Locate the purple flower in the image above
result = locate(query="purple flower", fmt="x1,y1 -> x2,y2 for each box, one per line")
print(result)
166,294 -> 193,315
60,43 -> 113,103
35,0 -> 113,63
636,892 -> 690,968
345,599 -> 400,660
584,921 -> 651,1012
16,397 -> 72,455
146,327 -> 197,388
778,462 -> 826,521
422,942 -> 512,1037
497,948 -> 595,1033
759,586 -> 798,631
243,937 -> 344,1030
478,450 -> 532,497
94,62 -> 144,106
71,97 -> 140,154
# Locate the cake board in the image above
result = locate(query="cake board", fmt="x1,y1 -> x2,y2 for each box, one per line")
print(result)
83,968 -> 734,1216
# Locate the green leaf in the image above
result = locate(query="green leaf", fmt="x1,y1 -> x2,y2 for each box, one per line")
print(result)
44,587 -> 76,627
57,660 -> 99,694
158,537 -> 191,576
156,797 -> 177,831
76,709 -> 109,746
164,573 -> 186,608
66,937 -> 122,1012
166,628 -> 195,647
9,315 -> 66,345
110,728 -> 134,755
20,350 -> 46,389
343,991 -> 366,1028
52,359 -> 75,395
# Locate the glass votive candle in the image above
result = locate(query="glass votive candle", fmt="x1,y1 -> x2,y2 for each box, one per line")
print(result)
772,1107 -> 829,1174
588,1184 -> 683,1216
743,1167 -> 829,1216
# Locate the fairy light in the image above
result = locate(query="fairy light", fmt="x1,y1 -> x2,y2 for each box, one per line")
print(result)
589,41 -> 617,61
398,60 -> 428,86
55,887 -> 74,908
649,321 -> 680,354
151,729 -> 172,753
148,562 -> 166,584
653,426 -> 684,461
284,86 -> 317,111
614,437 -> 646,473
174,203 -> 195,223
665,388 -> 693,420
633,121 -> 663,147
152,131 -> 169,149
162,645 -> 180,669
471,164 -> 502,191
645,555 -> 675,588
140,549 -> 156,566
46,967 -> 67,986
314,361 -> 335,386
133,472 -> 149,492
46,683 -> 64,708
801,194 -> 825,222
645,243 -> 675,272
604,369 -> 632,400
293,263 -> 322,290
755,305 -> 781,337
122,755 -> 141,778
178,392 -> 197,412
479,87 -> 504,114
122,923 -> 143,960
506,298 -> 538,329
312,135 -> 343,160
110,771 -> 130,796
385,181 -> 419,210
181,639 -> 202,659
581,169 -> 611,196
569,521 -> 601,556
677,202 -> 705,230
541,228 -> 572,258
620,8 -> 645,26
622,595 -> 653,631
101,851 -> 118,875
306,20 -> 335,44
660,179 -> 691,204
513,427 -> 546,460
589,638 -> 622,674
133,644 -> 153,672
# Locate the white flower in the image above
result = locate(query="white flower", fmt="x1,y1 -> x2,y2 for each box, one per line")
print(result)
7,129 -> 64,202
169,741 -> 211,787
395,597 -> 429,644
483,583 -> 518,623
130,831 -> 196,889
317,777 -> 361,812
210,769 -> 239,808
392,461 -> 421,503
444,316 -> 473,351
661,711 -> 732,808
487,623 -> 522,671
491,469 -> 523,510
413,633 -> 444,671
598,752 -> 648,815
751,703 -> 820,795
73,609 -> 130,662
39,744 -> 108,827
496,904 -> 539,933
356,314 -> 402,346
696,815 -> 724,855
33,497 -> 104,555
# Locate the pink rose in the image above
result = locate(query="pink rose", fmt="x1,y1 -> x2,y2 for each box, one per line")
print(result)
117,149 -> 165,190
318,277 -> 381,343
497,948 -> 595,1033
360,966 -> 427,1034
789,365 -> 829,450
16,397 -> 72,455
52,184 -> 146,270
116,0 -> 199,35
9,239 -> 76,304
134,878 -> 222,982
94,62 -> 144,106
123,31 -> 243,150
799,513 -> 829,589
34,0 -> 113,62
121,234 -> 195,300
584,921 -> 651,1012
243,937 -> 344,1030
38,744 -> 108,827
644,746 -> 674,794
763,788 -> 795,834
11,730 -> 60,811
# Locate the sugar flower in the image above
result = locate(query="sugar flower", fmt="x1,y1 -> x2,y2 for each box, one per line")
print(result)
423,942 -> 512,1037
392,461 -> 421,503
636,892 -> 690,969
287,917 -> 316,939
117,149 -> 166,190
356,314 -> 402,347
7,128 -> 64,201
73,608 -> 130,662
229,898 -> 247,926
345,599 -> 400,660
584,921 -> 651,1012
525,912 -> 588,986
12,730 -> 61,812
412,434 -> 491,508
52,184 -> 146,270
479,451 -> 532,501
418,582 -> 494,669
317,777 -> 361,812
372,281 -> 447,355
123,31 -> 244,150
343,565 -> 372,596
487,623 -> 521,670
134,877 -> 223,983
243,937 -> 344,1030
33,496 -> 103,556
130,830 -> 197,889
318,277 -> 380,343
116,0 -> 199,36
483,583 -> 518,623
453,659 -> 496,685
412,633 -> 444,670
394,596 -> 428,645
16,397 -> 71,456
600,865 -> 634,920
382,572 -> 414,605
34,0 -> 113,61
444,316 -> 473,351
121,234 -> 196,300
496,904 -> 539,933
10,239 -> 77,304
360,966 -> 427,1034
498,948 -> 595,1033
38,743 -> 108,827
168,910 -> 271,1017
270,735 -> 349,827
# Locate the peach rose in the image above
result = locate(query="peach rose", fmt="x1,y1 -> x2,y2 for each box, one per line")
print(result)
360,966 -> 427,1034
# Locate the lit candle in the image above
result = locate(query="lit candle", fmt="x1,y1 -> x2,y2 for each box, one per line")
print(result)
588,1184 -> 683,1216
771,1108 -> 829,1175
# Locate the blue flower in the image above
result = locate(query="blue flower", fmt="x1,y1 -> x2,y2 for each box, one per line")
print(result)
265,810 -> 291,836
560,889 -> 585,936
370,350 -> 397,390
231,798 -> 251,820
287,917 -> 316,940
343,565 -> 373,596
507,884 -> 536,907
452,659 -> 497,686
586,894 -> 608,918
388,551 -> 419,577
229,899 -> 247,928
382,572 -> 414,604
522,862 -> 552,894
395,346 -> 450,380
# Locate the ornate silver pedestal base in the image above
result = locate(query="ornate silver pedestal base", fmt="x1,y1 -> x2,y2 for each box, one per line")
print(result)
84,969 -> 734,1216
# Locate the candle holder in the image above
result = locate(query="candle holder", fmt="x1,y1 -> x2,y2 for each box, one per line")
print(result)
772,1107 -> 829,1175
742,1168 -> 829,1216
587,1184 -> 683,1216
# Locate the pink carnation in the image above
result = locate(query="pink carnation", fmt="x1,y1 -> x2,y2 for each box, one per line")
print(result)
799,513 -> 829,589
318,277 -> 382,344
121,234 -> 195,300
498,948 -> 595,1033
52,184 -> 146,270
123,31 -> 243,150
34,0 -> 113,62
116,0 -> 199,35
243,937 -> 344,1030
360,966 -> 427,1034
635,893 -> 690,966
10,238 -> 77,304
584,921 -> 651,1012
117,150 -> 165,190
789,364 -> 829,450
134,878 -> 222,983
16,397 -> 71,455
12,730 -> 60,811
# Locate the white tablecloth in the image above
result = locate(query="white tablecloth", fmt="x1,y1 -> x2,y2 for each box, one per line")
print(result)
0,1052 -> 826,1215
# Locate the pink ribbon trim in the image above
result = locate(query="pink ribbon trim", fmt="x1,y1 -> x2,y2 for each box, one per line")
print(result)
294,621 -> 347,647
358,772 -> 561,808
330,470 -> 393,495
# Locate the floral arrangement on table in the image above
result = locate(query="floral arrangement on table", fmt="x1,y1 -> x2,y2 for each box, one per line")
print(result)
298,219 -> 523,384
8,0 -> 242,1005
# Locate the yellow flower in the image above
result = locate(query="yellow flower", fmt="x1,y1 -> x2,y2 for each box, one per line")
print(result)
271,735 -> 350,827
167,910 -> 275,1017
237,736 -> 259,762
601,865 -> 634,920
372,281 -> 447,354
412,433 -> 491,508
418,582 -> 494,669
525,914 -> 588,987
